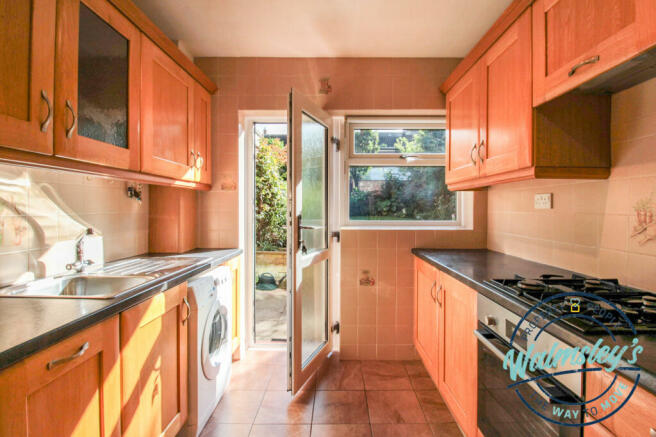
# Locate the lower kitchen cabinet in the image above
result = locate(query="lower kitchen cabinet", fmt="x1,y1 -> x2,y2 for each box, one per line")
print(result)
414,258 -> 439,383
0,316 -> 121,437
120,282 -> 189,437
585,364 -> 656,437
437,273 -> 478,437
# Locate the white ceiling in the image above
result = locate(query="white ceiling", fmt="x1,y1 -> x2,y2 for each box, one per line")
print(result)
131,0 -> 513,58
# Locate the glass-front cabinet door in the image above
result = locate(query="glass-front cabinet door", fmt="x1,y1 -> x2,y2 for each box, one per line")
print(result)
54,0 -> 140,170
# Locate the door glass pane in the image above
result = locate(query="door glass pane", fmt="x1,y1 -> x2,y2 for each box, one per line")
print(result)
301,260 -> 327,367
78,4 -> 129,148
300,113 -> 327,253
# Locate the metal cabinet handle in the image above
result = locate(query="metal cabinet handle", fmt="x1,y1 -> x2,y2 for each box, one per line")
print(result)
470,143 -> 478,165
436,284 -> 443,306
568,55 -> 600,77
40,90 -> 52,133
182,297 -> 191,325
190,151 -> 196,168
65,99 -> 76,139
430,280 -> 437,302
195,152 -> 204,169
478,140 -> 485,163
47,342 -> 89,370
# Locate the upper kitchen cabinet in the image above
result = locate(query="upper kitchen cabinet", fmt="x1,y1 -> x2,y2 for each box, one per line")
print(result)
445,6 -> 612,191
0,0 -> 55,154
140,35 -> 196,181
54,0 -> 141,170
193,82 -> 212,184
445,61 -> 481,186
533,0 -> 656,105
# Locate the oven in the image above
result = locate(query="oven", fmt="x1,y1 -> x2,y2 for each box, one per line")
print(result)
476,294 -> 583,437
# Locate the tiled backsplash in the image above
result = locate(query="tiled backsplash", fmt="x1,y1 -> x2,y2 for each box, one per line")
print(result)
339,191 -> 487,361
0,163 -> 148,287
488,76 -> 656,291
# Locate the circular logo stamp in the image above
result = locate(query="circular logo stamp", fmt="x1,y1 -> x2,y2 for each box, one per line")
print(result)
503,291 -> 644,428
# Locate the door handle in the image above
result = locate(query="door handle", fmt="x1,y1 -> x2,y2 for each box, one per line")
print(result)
190,150 -> 196,168
436,284 -> 443,306
478,140 -> 485,163
568,55 -> 600,77
195,152 -> 204,169
470,143 -> 478,165
40,90 -> 52,133
47,342 -> 89,370
430,280 -> 437,302
65,100 -> 77,139
182,297 -> 191,325
297,215 -> 308,254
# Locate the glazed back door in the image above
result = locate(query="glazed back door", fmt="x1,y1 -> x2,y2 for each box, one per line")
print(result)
287,90 -> 332,394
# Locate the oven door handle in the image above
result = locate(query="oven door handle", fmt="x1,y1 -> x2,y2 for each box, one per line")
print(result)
474,329 -> 558,404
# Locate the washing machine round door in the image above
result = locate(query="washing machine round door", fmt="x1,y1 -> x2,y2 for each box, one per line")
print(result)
201,299 -> 229,380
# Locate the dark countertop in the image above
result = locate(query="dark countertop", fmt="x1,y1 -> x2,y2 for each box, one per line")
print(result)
412,248 -> 656,396
0,248 -> 241,371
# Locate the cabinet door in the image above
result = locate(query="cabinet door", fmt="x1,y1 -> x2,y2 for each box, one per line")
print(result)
414,258 -> 438,383
193,82 -> 212,184
438,275 -> 477,437
54,0 -> 140,170
141,36 -> 195,180
533,0 -> 656,104
445,62 -> 481,184
120,283 -> 189,437
0,0 -> 55,154
0,316 -> 120,437
479,9 -> 532,178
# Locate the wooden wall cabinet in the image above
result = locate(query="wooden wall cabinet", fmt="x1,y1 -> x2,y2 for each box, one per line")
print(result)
0,316 -> 121,437
533,0 -> 656,105
149,185 -> 198,253
585,364 -> 656,437
437,273 -> 478,437
446,8 -> 612,191
120,282 -> 188,437
141,35 -> 195,181
0,0 -> 56,155
193,82 -> 212,184
54,0 -> 141,170
414,258 -> 439,383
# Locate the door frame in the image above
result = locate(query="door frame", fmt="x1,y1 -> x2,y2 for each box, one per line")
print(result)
243,112 -> 288,351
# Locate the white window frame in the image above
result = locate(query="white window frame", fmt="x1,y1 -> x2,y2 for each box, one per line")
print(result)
341,116 -> 469,229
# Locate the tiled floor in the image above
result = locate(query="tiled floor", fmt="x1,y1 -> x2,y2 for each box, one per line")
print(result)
200,350 -> 463,437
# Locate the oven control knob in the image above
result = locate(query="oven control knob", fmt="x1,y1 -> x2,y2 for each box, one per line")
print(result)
484,316 -> 497,326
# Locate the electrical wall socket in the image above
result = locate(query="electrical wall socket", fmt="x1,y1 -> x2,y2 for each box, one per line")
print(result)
534,193 -> 553,209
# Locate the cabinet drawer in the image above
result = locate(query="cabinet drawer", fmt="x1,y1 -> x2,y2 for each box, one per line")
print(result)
586,366 -> 656,436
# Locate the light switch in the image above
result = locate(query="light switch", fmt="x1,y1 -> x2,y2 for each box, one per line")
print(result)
534,193 -> 553,210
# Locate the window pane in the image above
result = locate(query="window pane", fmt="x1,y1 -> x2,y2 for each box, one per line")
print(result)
353,128 -> 445,154
349,166 -> 456,221
301,260 -> 328,367
301,113 -> 327,252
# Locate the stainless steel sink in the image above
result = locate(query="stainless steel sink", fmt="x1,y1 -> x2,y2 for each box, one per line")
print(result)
0,274 -> 154,299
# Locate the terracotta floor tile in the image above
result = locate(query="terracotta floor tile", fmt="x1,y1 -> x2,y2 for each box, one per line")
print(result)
211,390 -> 265,423
366,391 -> 426,424
229,361 -> 274,390
415,390 -> 454,424
199,422 -> 251,437
361,361 -> 412,390
267,365 -> 290,390
316,360 -> 364,390
371,423 -> 433,437
310,424 -> 372,437
249,424 -> 311,437
410,376 -> 437,390
254,390 -> 315,424
312,391 -> 370,424
429,422 -> 464,436
403,361 -> 429,377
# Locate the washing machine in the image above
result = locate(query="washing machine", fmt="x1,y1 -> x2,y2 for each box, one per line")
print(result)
181,265 -> 233,437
